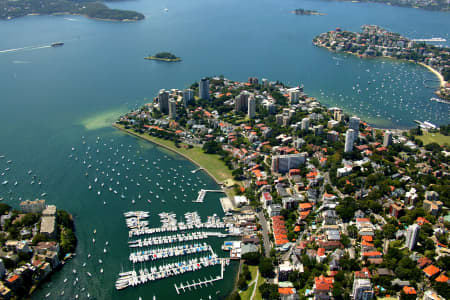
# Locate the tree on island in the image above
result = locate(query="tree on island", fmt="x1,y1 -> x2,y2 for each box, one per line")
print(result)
153,52 -> 178,59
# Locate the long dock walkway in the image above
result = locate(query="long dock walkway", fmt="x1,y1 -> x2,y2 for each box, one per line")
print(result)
193,189 -> 225,203
174,258 -> 228,294
191,167 -> 204,173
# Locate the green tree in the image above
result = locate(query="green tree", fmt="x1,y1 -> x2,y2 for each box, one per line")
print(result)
242,252 -> 260,265
383,224 -> 397,239
259,283 -> 279,300
226,291 -> 241,300
0,203 -> 11,215
259,257 -> 275,278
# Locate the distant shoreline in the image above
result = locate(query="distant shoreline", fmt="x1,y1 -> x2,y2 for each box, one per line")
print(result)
314,43 -> 448,99
31,12 -> 143,22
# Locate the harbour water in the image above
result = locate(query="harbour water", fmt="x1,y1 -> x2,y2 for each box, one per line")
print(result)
0,0 -> 449,299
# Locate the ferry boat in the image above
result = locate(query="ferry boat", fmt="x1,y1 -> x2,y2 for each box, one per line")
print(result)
430,97 -> 450,104
51,42 -> 64,47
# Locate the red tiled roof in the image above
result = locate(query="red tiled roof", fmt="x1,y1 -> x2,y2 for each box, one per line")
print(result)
362,236 -> 373,242
362,251 -> 382,257
7,275 -> 19,283
417,256 -> 432,268
416,217 -> 430,226
299,203 -> 313,210
423,265 -> 440,277
435,273 -> 449,283
402,286 -> 416,295
279,288 -> 295,295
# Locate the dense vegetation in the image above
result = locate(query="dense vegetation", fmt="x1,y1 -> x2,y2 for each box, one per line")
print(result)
292,8 -> 322,15
145,52 -> 181,61
154,52 -> 178,59
0,0 -> 144,21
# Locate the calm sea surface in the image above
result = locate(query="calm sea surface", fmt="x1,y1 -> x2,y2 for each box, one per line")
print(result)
0,0 -> 449,299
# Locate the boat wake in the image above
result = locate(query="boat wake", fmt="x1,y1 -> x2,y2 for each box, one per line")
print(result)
0,44 -> 51,54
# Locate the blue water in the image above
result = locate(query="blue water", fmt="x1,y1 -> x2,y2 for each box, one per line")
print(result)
0,0 -> 449,299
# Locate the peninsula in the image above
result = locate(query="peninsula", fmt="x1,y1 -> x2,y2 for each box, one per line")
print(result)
116,76 -> 449,300
0,0 -> 144,21
313,25 -> 450,100
144,52 -> 181,62
329,0 -> 450,12
291,8 -> 325,16
0,200 -> 76,298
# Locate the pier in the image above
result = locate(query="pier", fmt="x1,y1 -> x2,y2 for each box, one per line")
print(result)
193,189 -> 225,203
174,258 -> 228,294
411,37 -> 446,42
191,167 -> 204,173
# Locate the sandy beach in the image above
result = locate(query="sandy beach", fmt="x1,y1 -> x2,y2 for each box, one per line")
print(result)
418,62 -> 446,88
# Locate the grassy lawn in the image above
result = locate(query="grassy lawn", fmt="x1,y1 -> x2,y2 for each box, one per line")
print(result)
114,124 -> 233,183
253,265 -> 264,300
240,265 -> 264,300
416,132 -> 450,146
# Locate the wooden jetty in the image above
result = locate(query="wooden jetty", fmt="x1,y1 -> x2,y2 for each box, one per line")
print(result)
174,259 -> 226,294
192,189 -> 225,203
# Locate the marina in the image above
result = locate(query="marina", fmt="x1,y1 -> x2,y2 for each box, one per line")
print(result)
128,232 -> 227,248
116,210 -> 232,292
174,257 -> 228,294
115,257 -> 230,290
129,243 -> 212,263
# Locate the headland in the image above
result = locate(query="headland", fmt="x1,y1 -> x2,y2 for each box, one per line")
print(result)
313,25 -> 450,100
0,200 -> 76,298
0,0 -> 144,21
113,76 -> 450,300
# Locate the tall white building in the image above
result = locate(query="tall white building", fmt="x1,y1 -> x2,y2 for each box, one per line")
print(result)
183,89 -> 194,107
345,129 -> 355,153
168,99 -> 177,119
248,96 -> 256,119
235,92 -> 249,113
261,78 -> 269,87
352,279 -> 374,300
0,259 -> 5,278
158,89 -> 169,114
289,89 -> 299,104
406,223 -> 420,250
383,130 -> 393,147
349,116 -> 360,131
271,153 -> 306,174
301,118 -> 310,131
199,78 -> 210,100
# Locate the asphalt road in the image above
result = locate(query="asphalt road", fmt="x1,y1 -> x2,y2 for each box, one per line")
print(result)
258,211 -> 271,257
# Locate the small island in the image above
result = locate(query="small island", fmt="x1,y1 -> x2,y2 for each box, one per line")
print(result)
144,52 -> 181,62
291,8 -> 326,16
